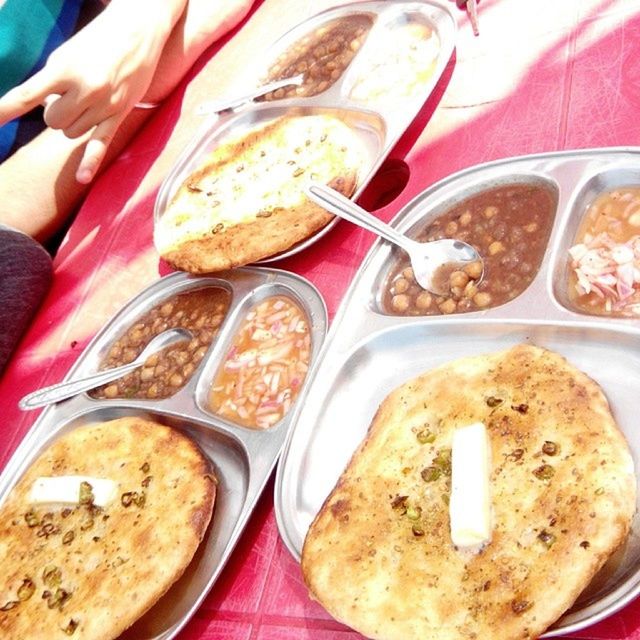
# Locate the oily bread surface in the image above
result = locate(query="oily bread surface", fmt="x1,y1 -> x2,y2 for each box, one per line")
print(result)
0,417 -> 216,640
154,113 -> 368,272
302,344 -> 636,640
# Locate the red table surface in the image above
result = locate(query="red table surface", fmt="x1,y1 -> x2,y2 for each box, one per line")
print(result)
3,0 -> 640,638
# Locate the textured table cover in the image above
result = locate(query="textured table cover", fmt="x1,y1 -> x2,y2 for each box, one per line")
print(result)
2,1 -> 640,638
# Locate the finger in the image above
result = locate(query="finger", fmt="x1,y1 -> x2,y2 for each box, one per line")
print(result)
0,69 -> 62,125
75,114 -> 123,184
42,93 -> 63,125
64,105 -> 109,139
43,93 -> 62,110
42,87 -> 87,131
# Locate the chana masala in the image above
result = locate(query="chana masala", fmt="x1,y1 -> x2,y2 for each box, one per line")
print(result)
259,14 -> 374,101
91,287 -> 230,400
568,186 -> 640,316
383,183 -> 556,315
210,296 -> 311,429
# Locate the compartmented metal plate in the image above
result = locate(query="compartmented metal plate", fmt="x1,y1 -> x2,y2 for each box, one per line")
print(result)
274,147 -> 640,636
0,267 -> 327,640
154,0 -> 456,261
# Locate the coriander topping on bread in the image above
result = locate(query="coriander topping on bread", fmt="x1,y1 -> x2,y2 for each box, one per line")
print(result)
302,345 -> 636,640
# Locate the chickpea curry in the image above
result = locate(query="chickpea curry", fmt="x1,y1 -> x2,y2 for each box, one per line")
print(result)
91,287 -> 230,400
260,14 -> 374,100
383,183 -> 557,315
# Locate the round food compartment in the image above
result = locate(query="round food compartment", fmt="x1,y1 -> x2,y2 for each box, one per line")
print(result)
552,168 -> 640,318
198,287 -> 314,430
256,12 -> 376,101
344,11 -> 440,108
89,285 -> 232,401
378,178 -> 559,316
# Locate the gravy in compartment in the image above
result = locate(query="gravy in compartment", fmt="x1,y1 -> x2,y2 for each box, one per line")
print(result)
568,186 -> 640,316
91,287 -> 231,400
259,14 -> 374,101
209,296 -> 310,429
383,183 -> 556,315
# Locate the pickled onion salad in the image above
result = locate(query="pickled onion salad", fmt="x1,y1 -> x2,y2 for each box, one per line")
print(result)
210,296 -> 311,429
569,233 -> 640,314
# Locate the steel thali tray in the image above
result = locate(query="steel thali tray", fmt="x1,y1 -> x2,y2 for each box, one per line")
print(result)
274,147 -> 640,636
154,0 -> 456,262
0,267 -> 327,640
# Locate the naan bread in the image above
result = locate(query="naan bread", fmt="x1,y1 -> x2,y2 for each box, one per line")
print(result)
302,344 -> 636,640
0,417 -> 215,640
154,113 -> 368,273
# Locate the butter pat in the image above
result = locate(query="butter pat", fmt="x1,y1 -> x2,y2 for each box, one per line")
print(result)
449,422 -> 492,549
30,476 -> 118,508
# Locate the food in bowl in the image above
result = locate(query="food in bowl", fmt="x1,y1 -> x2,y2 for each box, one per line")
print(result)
259,14 -> 374,100
155,114 -> 369,272
383,183 -> 557,315
210,295 -> 310,429
302,344 -> 636,640
0,417 -> 216,640
568,186 -> 640,316
91,286 -> 230,400
348,19 -> 439,105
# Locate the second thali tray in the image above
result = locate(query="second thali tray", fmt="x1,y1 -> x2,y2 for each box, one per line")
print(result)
0,267 -> 327,640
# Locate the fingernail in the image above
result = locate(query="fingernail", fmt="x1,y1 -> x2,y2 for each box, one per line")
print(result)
76,168 -> 93,184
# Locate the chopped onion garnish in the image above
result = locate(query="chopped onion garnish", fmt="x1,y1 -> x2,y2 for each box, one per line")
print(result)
569,232 -> 640,310
210,296 -> 311,428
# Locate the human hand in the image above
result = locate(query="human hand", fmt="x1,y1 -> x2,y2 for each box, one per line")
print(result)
0,2 -> 180,183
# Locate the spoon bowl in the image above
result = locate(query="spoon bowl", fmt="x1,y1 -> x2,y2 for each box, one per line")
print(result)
19,328 -> 193,410
306,182 -> 483,295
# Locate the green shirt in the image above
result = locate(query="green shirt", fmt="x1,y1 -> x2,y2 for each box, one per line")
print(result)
0,0 -> 84,159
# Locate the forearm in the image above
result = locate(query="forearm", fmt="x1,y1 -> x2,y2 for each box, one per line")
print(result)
144,0 -> 255,103
103,0 -> 189,45
0,109 -> 150,242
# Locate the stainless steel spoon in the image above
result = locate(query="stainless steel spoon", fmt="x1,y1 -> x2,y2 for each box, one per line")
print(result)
19,328 -> 192,410
196,74 -> 305,116
306,182 -> 483,295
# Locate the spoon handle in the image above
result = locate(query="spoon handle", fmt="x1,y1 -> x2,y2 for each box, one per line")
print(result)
306,183 -> 415,253
196,74 -> 304,116
19,361 -> 141,410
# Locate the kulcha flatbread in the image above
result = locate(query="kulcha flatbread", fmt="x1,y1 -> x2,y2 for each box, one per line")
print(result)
302,344 -> 636,640
0,417 -> 216,640
154,113 -> 368,273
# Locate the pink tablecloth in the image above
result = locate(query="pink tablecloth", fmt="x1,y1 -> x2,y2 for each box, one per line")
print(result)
3,1 -> 640,638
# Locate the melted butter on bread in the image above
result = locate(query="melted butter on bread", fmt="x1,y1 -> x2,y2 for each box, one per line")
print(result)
0,418 -> 216,640
29,476 -> 118,508
449,422 -> 492,549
